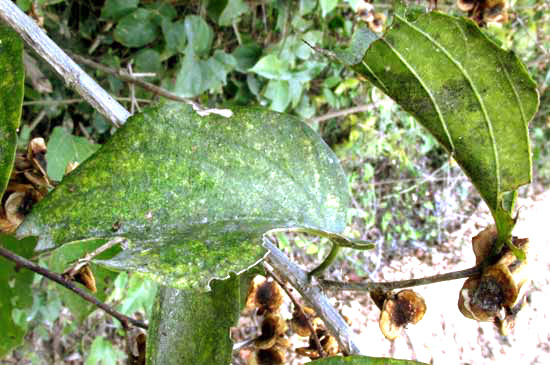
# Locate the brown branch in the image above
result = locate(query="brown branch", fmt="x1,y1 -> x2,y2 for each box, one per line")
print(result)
320,265 -> 482,292
309,104 -> 373,124
265,267 -> 326,358
68,53 -> 233,118
0,245 -> 148,330
0,0 -> 130,126
262,237 -> 363,355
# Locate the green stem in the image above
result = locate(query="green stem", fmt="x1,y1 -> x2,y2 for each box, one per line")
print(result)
308,242 -> 341,278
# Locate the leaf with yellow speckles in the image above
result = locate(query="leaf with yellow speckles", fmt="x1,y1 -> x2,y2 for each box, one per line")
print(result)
340,12 -> 539,249
0,25 -> 24,200
17,102 -> 349,290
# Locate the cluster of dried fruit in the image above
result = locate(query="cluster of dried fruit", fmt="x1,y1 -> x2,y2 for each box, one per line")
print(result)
371,288 -> 427,340
0,138 -> 51,233
457,0 -> 509,25
245,275 -> 344,364
356,0 -> 386,33
458,226 -> 530,335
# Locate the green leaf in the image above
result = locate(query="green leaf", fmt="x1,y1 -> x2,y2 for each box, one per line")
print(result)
174,53 -> 207,97
100,0 -> 139,20
0,25 -> 24,200
134,49 -> 162,75
320,0 -> 339,17
47,239 -> 121,323
344,13 -> 538,241
250,54 -> 291,79
218,0 -> 249,26
45,127 -> 101,182
184,15 -> 214,55
161,19 -> 186,55
265,79 -> 291,112
307,355 -> 429,365
0,234 -> 37,357
147,275 -> 241,364
113,8 -> 159,48
85,336 -> 126,365
232,43 -> 262,72
17,103 -> 349,290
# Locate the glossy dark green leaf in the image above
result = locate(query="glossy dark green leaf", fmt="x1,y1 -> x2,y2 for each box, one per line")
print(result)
45,127 -> 101,182
342,13 -> 539,243
17,103 -> 349,290
0,234 -> 36,357
0,25 -> 24,200
47,239 -> 121,323
114,9 -> 159,48
100,0 -> 139,20
146,275 -> 241,364
307,355 -> 429,365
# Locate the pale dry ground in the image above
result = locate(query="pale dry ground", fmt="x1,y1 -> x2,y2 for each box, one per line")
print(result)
234,189 -> 550,365
333,189 -> 550,365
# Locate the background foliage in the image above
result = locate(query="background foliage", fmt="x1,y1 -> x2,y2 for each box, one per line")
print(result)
3,0 -> 549,363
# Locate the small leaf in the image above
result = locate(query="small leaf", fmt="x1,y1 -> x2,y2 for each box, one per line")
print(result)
184,15 -> 214,55
307,355 -> 430,365
320,0 -> 339,17
85,336 -> 126,365
342,13 -> 538,241
147,275 -> 241,364
134,49 -> 162,75
48,239 -> 121,323
0,25 -> 24,200
18,103 -> 349,290
45,127 -> 101,182
0,234 -> 36,357
218,0 -> 249,26
161,19 -> 186,55
100,0 -> 139,20
113,8 -> 159,48
174,53 -> 206,97
250,54 -> 290,80
232,43 -> 263,72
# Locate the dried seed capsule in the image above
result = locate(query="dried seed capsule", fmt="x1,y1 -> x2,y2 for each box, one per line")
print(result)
379,290 -> 426,340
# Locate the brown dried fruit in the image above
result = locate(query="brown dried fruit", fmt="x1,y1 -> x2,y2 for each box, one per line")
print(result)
472,225 -> 497,265
368,13 -> 386,33
255,314 -> 287,350
456,0 -> 478,12
246,276 -> 284,315
27,137 -> 48,177
249,346 -> 286,365
379,290 -> 426,340
4,192 -> 27,228
370,288 -> 389,311
483,0 -> 508,23
73,264 -> 97,293
290,306 -> 316,337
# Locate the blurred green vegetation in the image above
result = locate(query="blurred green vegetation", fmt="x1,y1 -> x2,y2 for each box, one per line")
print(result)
5,0 -> 549,362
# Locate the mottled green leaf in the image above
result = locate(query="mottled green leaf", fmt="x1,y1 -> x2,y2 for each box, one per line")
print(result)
184,15 -> 214,55
17,103 -> 349,290
146,275 -> 241,365
134,49 -> 162,75
45,127 -> 101,182
307,355 -> 429,365
100,0 -> 139,20
174,53 -> 206,97
114,9 -> 159,48
343,13 -> 538,243
47,239 -> 121,323
0,25 -> 24,200
0,234 -> 36,357
250,54 -> 290,79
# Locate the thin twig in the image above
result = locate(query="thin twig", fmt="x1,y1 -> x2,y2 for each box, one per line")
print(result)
69,53 -> 233,118
309,104 -> 373,123
0,0 -> 129,126
0,245 -> 148,330
23,97 -> 154,106
265,268 -> 326,358
262,237 -> 363,355
320,265 -> 482,292
62,237 -> 126,279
